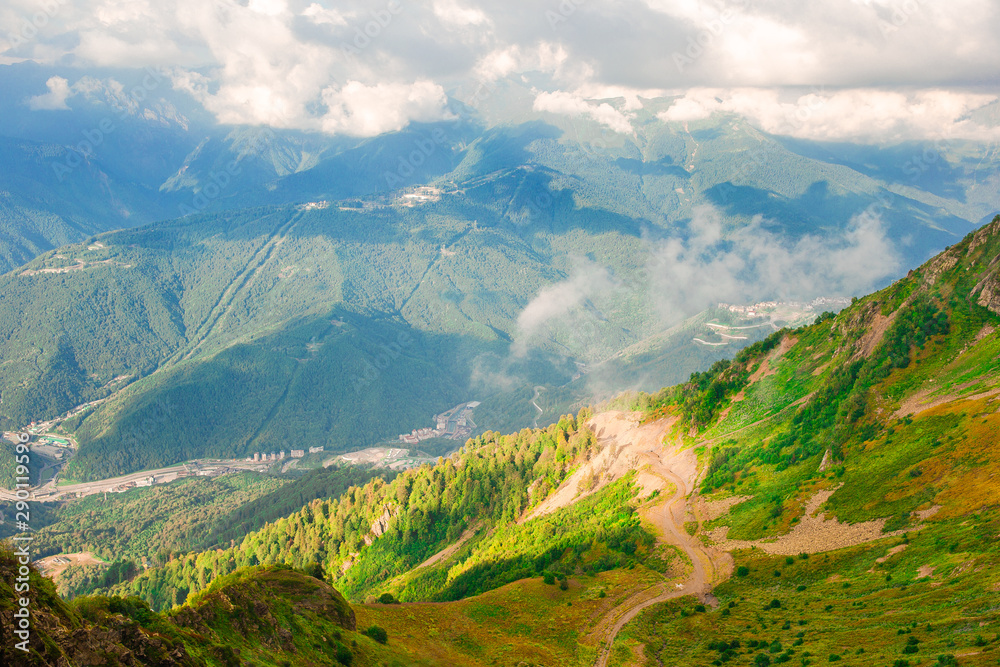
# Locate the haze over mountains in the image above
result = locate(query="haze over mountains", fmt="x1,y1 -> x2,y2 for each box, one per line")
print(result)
2,54 -> 1000,481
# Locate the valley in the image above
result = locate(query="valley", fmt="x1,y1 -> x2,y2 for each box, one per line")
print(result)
3,6 -> 1000,665
3,216 -> 1000,666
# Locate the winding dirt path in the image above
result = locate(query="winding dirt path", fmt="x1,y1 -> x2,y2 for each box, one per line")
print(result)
592,432 -> 725,667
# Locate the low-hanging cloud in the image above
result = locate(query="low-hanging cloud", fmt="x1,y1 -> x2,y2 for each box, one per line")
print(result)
27,75 -> 72,110
645,205 -> 902,324
514,259 -> 621,355
512,205 -> 902,363
533,90 -> 635,135
659,88 -> 1000,143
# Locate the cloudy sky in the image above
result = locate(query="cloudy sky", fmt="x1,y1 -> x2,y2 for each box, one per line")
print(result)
3,0 -> 999,141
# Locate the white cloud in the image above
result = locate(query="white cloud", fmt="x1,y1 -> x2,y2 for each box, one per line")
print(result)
515,260 -> 621,354
474,43 -> 569,83
433,0 -> 489,27
3,0 -> 1000,139
319,80 -> 452,136
302,3 -> 346,26
533,91 -> 634,135
659,88 -> 1000,142
27,76 -> 72,110
248,0 -> 287,17
645,205 -> 902,324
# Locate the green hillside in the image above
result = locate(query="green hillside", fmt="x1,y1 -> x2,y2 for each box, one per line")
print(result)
0,180 -> 772,481
4,216 -> 999,666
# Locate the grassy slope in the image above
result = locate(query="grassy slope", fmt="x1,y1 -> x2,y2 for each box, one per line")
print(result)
599,218 -> 1000,665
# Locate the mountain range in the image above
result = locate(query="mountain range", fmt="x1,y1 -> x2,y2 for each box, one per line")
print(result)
4,212 -> 998,667
2,64 -> 1000,483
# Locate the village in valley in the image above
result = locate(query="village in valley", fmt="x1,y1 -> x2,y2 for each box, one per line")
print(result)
397,400 -> 480,445
1,400 -> 484,507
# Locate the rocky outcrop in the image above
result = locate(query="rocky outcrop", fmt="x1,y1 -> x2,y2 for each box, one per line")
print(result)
363,504 -> 398,545
971,252 -> 1000,316
370,505 -> 395,538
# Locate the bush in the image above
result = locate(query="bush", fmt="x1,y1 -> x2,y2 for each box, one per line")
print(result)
335,644 -> 353,666
828,655 -> 841,662
737,566 -> 750,577
377,592 -> 399,604
364,625 -> 388,645
695,604 -> 706,613
305,562 -> 325,581
543,573 -> 555,585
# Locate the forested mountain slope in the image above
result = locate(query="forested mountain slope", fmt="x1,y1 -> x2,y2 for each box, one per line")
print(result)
6,216 -> 1000,667
2,95 -> 997,482
112,214 -> 1000,613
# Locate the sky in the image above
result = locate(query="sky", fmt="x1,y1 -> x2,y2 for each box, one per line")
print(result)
2,0 -> 999,140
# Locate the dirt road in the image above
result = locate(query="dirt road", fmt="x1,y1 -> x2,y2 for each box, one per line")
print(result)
592,427 -> 725,667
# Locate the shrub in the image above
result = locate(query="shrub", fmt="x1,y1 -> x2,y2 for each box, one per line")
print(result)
377,592 -> 399,604
364,625 -> 388,645
828,655 -> 841,662
335,644 -> 353,666
695,604 -> 707,613
543,573 -> 555,585
737,566 -> 750,577
305,562 -> 325,580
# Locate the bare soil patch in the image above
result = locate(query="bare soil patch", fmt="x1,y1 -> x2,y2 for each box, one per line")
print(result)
895,387 -> 1000,418
523,411 -> 686,522
708,487 -> 910,555
35,552 -> 107,582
